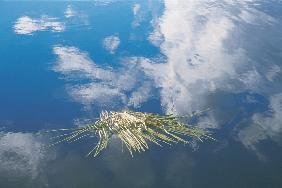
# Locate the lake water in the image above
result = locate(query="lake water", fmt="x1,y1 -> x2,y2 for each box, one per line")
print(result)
1,0 -> 282,187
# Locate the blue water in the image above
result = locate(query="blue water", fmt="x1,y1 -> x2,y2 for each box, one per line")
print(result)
1,1 -> 282,187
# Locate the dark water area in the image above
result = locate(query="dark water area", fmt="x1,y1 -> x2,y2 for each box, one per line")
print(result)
0,1 -> 282,187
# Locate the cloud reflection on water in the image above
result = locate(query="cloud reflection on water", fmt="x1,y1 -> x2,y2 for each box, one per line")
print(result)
103,35 -> 121,54
14,16 -> 65,35
0,132 -> 54,180
50,0 -> 282,158
53,46 -> 153,108
2,0 -> 282,187
238,93 -> 282,159
64,5 -> 76,18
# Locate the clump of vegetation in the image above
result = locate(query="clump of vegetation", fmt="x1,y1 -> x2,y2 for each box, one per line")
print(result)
48,110 -> 214,157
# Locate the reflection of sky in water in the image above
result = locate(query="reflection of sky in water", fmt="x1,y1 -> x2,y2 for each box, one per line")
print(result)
0,0 -> 282,187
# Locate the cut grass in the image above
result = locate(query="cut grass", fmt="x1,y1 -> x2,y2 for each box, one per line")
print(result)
47,110 -> 214,157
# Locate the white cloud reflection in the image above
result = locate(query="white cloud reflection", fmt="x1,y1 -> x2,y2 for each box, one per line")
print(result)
53,46 -> 152,108
53,0 -> 278,114
238,7 -> 276,25
145,0 -> 247,115
103,35 -> 120,54
133,3 -> 141,16
93,0 -> 114,6
238,93 -> 282,159
14,16 -> 65,35
132,3 -> 142,27
64,5 -> 76,18
0,132 -> 53,179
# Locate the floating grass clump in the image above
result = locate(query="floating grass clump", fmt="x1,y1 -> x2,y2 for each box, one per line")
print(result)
48,110 -> 214,157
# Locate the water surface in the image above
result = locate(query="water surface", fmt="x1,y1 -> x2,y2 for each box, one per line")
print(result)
1,1 -> 282,187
